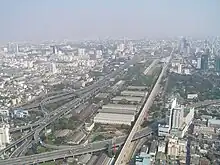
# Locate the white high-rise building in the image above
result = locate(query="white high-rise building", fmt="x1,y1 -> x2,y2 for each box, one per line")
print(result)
168,98 -> 184,130
118,43 -> 125,52
51,63 -> 57,74
96,50 -> 102,58
0,123 -> 10,150
172,107 -> 184,129
177,64 -> 182,74
78,48 -> 86,56
16,44 -> 19,54
197,57 -> 201,69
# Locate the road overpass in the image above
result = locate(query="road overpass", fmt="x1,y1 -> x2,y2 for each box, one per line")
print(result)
6,55 -> 140,158
188,99 -> 220,108
114,53 -> 172,164
0,127 -> 153,165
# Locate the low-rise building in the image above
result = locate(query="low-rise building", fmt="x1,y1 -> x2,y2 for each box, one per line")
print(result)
85,122 -> 95,132
208,119 -> 220,128
193,126 -> 215,136
158,125 -> 170,137
0,123 -> 10,150
149,140 -> 158,158
0,109 -> 9,117
112,96 -> 142,104
102,104 -> 137,111
98,108 -> 136,115
120,90 -> 146,97
167,137 -> 186,159
94,113 -> 134,126
158,141 -> 166,153
12,109 -> 29,118
127,86 -> 147,91
187,93 -> 198,99
77,154 -> 92,165
67,130 -> 86,145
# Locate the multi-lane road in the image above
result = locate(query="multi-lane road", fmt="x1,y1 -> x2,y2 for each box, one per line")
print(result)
0,124 -> 153,165
3,55 -> 140,158
115,52 -> 172,165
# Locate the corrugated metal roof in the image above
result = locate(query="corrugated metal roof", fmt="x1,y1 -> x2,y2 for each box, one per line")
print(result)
112,96 -> 142,102
102,104 -> 137,110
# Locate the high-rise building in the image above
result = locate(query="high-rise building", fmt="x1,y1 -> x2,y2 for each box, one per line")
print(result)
159,98 -> 195,138
180,37 -> 187,54
215,57 -> 220,72
201,54 -> 209,71
177,64 -> 182,74
0,123 -> 10,150
96,50 -> 102,59
197,57 -> 202,69
51,63 -> 57,74
16,44 -> 19,54
78,48 -> 86,56
171,107 -> 184,129
51,46 -> 58,54
117,43 -> 125,52
168,98 -> 184,130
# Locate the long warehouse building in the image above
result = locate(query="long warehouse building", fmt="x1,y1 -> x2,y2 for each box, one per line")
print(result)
98,108 -> 136,115
102,104 -> 137,111
94,113 -> 135,126
127,86 -> 147,91
112,96 -> 142,104
120,90 -> 146,97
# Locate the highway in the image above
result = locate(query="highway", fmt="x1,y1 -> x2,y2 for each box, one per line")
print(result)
188,99 -> 220,108
115,51 -> 172,164
5,55 -> 140,158
0,127 -> 153,165
9,139 -> 32,158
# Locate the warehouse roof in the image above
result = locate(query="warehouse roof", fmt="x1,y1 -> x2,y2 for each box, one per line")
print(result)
121,90 -> 146,97
95,93 -> 109,99
102,104 -> 137,111
208,119 -> 220,125
112,96 -> 142,102
98,108 -> 136,115
127,86 -> 147,90
94,113 -> 135,121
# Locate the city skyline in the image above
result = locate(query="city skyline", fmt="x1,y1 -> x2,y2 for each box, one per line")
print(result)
1,0 -> 220,42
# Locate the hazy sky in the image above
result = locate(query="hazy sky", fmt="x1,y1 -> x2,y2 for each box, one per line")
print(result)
1,0 -> 220,42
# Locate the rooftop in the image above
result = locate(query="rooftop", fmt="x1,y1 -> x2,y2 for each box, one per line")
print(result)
98,108 -> 136,115
208,119 -> 220,125
120,90 -> 146,97
94,112 -> 135,121
102,104 -> 137,110
127,86 -> 147,90
112,96 -> 142,102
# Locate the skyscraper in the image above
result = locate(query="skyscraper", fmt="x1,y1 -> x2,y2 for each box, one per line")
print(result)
78,48 -> 86,56
177,64 -> 182,74
172,107 -> 184,129
215,57 -> 220,72
51,46 -> 58,54
197,57 -> 201,69
180,37 -> 187,54
201,54 -> 209,71
51,63 -> 57,74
